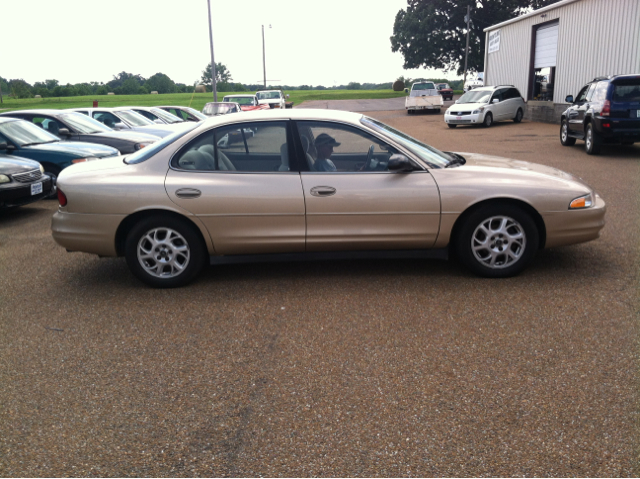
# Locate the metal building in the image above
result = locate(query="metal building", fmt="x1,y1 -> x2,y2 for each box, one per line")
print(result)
483,0 -> 640,122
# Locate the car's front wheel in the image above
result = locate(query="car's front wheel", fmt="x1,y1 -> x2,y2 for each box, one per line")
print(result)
125,215 -> 206,288
455,204 -> 539,278
483,112 -> 493,128
513,108 -> 523,123
585,123 -> 602,155
560,120 -> 576,146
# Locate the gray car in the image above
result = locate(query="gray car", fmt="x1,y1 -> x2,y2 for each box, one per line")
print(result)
158,106 -> 208,122
128,106 -> 185,125
0,109 -> 160,154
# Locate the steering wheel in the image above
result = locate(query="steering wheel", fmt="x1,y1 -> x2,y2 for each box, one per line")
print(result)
362,145 -> 375,171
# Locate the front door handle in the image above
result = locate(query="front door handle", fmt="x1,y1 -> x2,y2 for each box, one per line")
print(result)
175,188 -> 201,199
310,186 -> 336,197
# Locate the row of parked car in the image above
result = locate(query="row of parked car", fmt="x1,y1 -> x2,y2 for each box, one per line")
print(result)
0,90 -> 287,209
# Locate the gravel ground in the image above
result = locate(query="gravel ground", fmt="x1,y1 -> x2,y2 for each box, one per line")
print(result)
1,108 -> 639,477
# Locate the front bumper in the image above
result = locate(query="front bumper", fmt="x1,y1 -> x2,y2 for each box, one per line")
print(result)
0,177 -> 54,208
543,194 -> 606,248
444,111 -> 484,125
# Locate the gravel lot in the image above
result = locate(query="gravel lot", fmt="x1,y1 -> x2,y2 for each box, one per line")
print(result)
1,106 -> 639,477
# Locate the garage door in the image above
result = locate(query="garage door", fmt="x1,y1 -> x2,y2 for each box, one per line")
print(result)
534,22 -> 559,68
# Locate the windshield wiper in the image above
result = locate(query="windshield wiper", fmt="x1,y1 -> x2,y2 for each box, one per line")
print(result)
444,152 -> 466,168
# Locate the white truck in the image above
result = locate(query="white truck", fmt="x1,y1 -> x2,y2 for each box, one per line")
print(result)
256,90 -> 289,109
405,81 -> 443,114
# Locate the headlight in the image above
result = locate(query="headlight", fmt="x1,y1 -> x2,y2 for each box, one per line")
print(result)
39,164 -> 45,174
0,174 -> 10,184
134,142 -> 153,150
71,156 -> 99,164
569,193 -> 593,209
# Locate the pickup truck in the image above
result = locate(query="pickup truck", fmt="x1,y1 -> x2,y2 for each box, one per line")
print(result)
256,90 -> 290,109
405,81 -> 443,114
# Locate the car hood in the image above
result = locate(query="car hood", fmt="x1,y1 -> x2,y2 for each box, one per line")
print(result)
24,141 -> 119,158
92,130 -> 161,142
0,154 -> 42,175
449,102 -> 488,110
454,151 -> 590,185
134,122 -> 193,138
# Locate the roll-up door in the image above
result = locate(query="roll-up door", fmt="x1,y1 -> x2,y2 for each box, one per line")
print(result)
534,22 -> 559,68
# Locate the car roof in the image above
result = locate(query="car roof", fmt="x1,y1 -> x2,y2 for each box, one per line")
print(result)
223,94 -> 256,97
590,74 -> 640,83
0,116 -> 21,124
0,109 -> 82,116
196,108 -> 363,127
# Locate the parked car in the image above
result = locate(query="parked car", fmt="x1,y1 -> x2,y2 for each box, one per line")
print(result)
68,107 -> 191,138
202,102 -> 242,116
0,153 -> 54,208
464,72 -> 484,92
52,109 -> 605,288
221,95 -> 270,112
128,106 -> 185,125
158,106 -> 208,122
444,86 -> 525,128
256,90 -> 289,109
405,81 -> 443,114
560,74 -> 640,154
0,110 -> 160,154
437,83 -> 454,101
0,117 -> 119,188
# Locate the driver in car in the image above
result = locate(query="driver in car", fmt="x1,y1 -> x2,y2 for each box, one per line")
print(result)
313,133 -> 340,172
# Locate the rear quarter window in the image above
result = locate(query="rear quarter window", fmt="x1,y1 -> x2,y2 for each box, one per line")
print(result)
613,81 -> 640,102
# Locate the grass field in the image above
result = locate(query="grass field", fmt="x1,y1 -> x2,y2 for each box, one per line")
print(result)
0,90 -> 408,113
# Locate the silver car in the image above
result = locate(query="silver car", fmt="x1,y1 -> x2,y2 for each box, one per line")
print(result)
444,86 -> 525,128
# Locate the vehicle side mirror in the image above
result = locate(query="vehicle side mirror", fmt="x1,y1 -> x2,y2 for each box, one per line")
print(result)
114,122 -> 126,130
58,128 -> 71,137
388,154 -> 413,172
492,98 -> 499,103
565,95 -> 574,103
153,119 -> 163,124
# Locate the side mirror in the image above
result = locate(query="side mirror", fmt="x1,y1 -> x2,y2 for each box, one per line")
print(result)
492,98 -> 499,103
388,154 -> 413,172
58,128 -> 71,137
565,95 -> 574,103
153,119 -> 164,124
113,122 -> 127,130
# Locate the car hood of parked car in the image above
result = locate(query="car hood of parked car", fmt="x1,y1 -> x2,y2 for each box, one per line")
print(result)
90,130 -> 160,142
22,141 -> 119,158
0,153 -> 42,174
449,101 -> 488,110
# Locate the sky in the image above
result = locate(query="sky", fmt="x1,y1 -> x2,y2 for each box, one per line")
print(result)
1,0 -> 461,88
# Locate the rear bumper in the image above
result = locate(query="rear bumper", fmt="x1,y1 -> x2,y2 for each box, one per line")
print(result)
595,117 -> 640,141
543,194 -> 606,248
51,210 -> 123,256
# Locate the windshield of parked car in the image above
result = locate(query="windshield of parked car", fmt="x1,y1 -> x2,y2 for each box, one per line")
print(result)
184,107 -> 208,120
203,103 -> 239,115
150,108 -> 184,124
60,113 -> 111,134
224,96 -> 255,106
0,119 -> 59,146
117,110 -> 155,126
457,90 -> 492,104
256,91 -> 281,100
361,116 -> 451,169
125,123 -> 198,164
412,82 -> 436,91
437,84 -> 450,90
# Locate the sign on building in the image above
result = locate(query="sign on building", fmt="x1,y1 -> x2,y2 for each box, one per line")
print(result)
488,29 -> 501,53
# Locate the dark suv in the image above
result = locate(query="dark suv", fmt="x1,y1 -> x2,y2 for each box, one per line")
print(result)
560,74 -> 640,154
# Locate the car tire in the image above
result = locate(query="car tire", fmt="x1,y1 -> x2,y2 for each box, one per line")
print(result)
482,113 -> 493,128
125,215 -> 206,288
455,204 -> 539,278
513,108 -> 523,123
585,123 -> 601,155
560,120 -> 576,146
447,124 -> 457,128
43,165 -> 61,199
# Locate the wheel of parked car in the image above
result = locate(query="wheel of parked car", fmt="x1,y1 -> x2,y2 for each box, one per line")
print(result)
455,203 -> 539,278
447,124 -> 457,129
125,215 -> 206,288
483,113 -> 493,128
513,109 -> 523,123
585,123 -> 601,155
560,120 -> 576,146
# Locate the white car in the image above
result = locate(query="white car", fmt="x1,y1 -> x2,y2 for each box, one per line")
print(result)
444,86 -> 525,128
256,90 -> 288,109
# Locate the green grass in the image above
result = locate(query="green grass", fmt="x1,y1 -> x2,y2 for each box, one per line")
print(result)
0,90 -> 408,113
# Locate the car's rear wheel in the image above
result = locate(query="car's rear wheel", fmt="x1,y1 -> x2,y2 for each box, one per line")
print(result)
455,204 -> 539,278
585,123 -> 601,155
483,112 -> 493,128
560,120 -> 576,146
513,108 -> 523,123
125,215 -> 206,288
447,124 -> 457,128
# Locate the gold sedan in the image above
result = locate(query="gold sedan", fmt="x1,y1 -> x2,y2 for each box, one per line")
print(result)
51,109 -> 606,288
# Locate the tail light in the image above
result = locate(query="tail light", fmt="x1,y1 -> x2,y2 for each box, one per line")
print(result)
57,188 -> 67,207
601,100 -> 611,117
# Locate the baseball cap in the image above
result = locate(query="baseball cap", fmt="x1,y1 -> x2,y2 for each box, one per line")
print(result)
314,133 -> 341,147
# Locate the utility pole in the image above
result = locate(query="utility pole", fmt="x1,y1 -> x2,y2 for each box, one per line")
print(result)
262,25 -> 267,89
0,81 -> 3,104
463,5 -> 470,90
206,0 -> 217,101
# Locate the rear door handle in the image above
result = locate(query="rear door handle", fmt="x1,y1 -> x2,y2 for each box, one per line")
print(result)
175,188 -> 201,199
310,186 -> 336,197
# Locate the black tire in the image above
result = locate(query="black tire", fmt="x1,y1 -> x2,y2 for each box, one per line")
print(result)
455,204 -> 539,278
513,108 -> 523,123
560,120 -> 576,146
483,112 -> 493,128
43,165 -> 61,199
447,124 -> 457,128
125,215 -> 206,288
585,123 -> 601,155
407,110 -> 413,115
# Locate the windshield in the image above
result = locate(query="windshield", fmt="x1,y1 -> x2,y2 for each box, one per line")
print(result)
256,91 -> 281,100
412,82 -> 436,91
203,103 -> 239,115
361,116 -> 451,168
437,84 -> 450,90
118,110 -> 155,126
0,119 -> 59,146
183,107 -> 208,120
125,123 -> 198,164
60,113 -> 111,134
224,96 -> 255,106
457,90 -> 492,104
150,108 -> 184,124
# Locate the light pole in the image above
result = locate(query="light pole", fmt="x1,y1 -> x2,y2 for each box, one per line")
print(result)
262,24 -> 271,89
463,5 -> 470,91
206,0 -> 217,101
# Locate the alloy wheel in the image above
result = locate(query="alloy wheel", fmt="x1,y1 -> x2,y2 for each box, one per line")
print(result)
471,216 -> 526,269
137,227 -> 191,278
